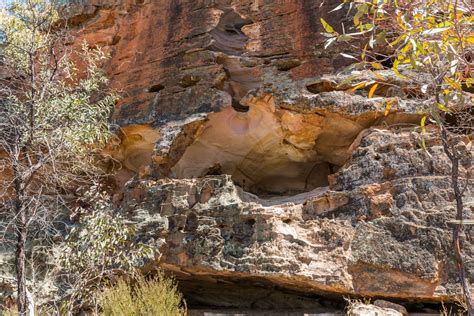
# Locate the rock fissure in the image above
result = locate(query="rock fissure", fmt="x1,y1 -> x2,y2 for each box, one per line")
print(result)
209,8 -> 252,57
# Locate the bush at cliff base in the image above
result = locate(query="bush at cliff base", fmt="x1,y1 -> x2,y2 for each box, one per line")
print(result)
98,272 -> 185,316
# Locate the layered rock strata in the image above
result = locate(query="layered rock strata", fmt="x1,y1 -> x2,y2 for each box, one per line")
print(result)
66,0 -> 473,308
2,0 -> 472,310
118,129 -> 473,308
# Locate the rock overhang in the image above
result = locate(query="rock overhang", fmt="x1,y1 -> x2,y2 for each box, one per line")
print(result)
64,0 -> 474,310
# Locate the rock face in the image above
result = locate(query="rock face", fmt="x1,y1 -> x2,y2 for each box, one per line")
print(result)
348,301 -> 406,316
118,129 -> 473,308
68,0 -> 472,310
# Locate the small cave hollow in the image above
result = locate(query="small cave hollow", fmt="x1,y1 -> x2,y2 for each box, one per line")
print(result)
231,98 -> 250,112
210,10 -> 252,56
210,10 -> 262,106
306,80 -> 339,94
148,83 -> 164,93
170,101 -> 357,197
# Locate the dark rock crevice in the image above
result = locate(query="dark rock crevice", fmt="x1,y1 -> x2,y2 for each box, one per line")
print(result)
209,9 -> 252,57
208,6 -> 263,107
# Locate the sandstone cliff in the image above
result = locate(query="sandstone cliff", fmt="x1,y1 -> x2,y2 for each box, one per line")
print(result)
66,0 -> 472,310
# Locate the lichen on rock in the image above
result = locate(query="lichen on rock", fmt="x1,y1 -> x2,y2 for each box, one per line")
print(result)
2,0 -> 468,311
78,0 -> 471,307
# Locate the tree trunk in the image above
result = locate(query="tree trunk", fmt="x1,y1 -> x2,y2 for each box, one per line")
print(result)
13,157 -> 27,315
451,158 -> 474,315
441,128 -> 474,315
16,208 -> 27,316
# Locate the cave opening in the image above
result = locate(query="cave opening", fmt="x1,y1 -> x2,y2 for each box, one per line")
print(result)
228,160 -> 335,198
169,104 -> 348,198
164,271 -> 450,314
199,160 -> 337,198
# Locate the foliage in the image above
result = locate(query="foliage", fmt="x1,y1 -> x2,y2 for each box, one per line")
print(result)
0,0 -> 118,314
2,309 -> 18,316
344,297 -> 372,315
58,189 -> 153,308
99,272 -> 185,316
0,0 -> 118,189
440,297 -> 469,315
321,0 -> 473,313
0,0 -> 117,162
321,0 -> 472,133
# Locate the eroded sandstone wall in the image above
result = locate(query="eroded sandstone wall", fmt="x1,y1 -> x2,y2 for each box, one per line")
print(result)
71,0 -> 360,188
68,0 -> 473,309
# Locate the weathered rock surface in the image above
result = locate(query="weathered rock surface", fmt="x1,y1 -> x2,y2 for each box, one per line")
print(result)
69,0 -> 374,188
5,0 -> 468,311
65,0 -> 474,309
117,128 -> 473,308
0,0 -> 472,312
348,301 -> 404,316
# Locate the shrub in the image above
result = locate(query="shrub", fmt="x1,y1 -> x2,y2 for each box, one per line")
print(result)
58,190 -> 153,310
98,272 -> 185,316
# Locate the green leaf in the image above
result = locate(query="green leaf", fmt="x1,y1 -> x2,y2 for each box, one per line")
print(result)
371,62 -> 384,70
414,41 -> 424,55
466,78 -> 474,88
337,75 -> 358,87
422,27 -> 450,35
384,100 -> 393,116
421,137 -> 428,152
361,43 -> 368,60
324,37 -> 337,49
354,10 -> 364,26
320,17 -> 336,33
353,4 -> 369,27
444,76 -> 462,90
337,34 -> 353,42
375,30 -> 387,44
390,33 -> 406,46
420,116 -> 427,134
358,3 -> 369,14
420,116 -> 426,127
392,60 -> 409,80
340,53 -> 358,60
436,102 -> 449,112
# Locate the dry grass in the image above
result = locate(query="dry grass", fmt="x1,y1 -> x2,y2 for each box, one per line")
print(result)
98,272 -> 185,316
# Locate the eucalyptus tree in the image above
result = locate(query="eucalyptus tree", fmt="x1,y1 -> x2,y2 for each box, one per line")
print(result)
0,1 -> 117,314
